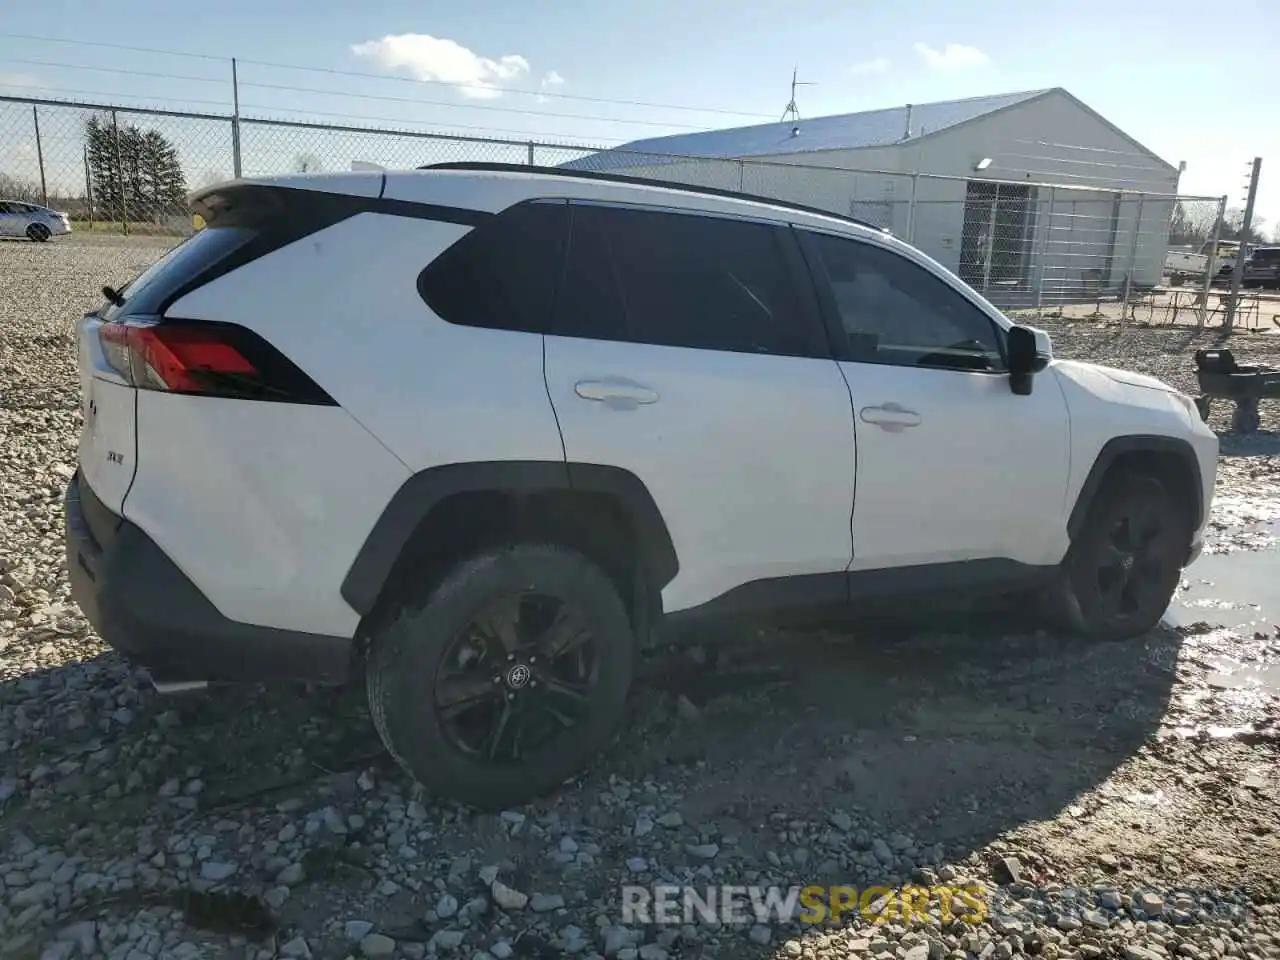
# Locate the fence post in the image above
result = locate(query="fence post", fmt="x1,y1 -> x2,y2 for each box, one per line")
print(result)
906,172 -> 919,244
1198,196 -> 1227,329
527,142 -> 535,166
32,106 -> 48,208
83,146 -> 95,231
737,159 -> 745,193
1035,187 -> 1054,316
1224,157 -> 1262,332
231,58 -> 243,178
1120,194 -> 1144,325
110,110 -> 128,236
980,186 -> 997,295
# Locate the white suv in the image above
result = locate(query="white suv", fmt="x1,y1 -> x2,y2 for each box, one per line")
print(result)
66,163 -> 1218,808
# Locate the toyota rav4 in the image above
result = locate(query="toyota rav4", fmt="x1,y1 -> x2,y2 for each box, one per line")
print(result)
65,163 -> 1219,808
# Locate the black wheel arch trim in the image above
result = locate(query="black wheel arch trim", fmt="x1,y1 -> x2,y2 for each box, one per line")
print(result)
1067,435 -> 1205,541
341,460 -> 679,618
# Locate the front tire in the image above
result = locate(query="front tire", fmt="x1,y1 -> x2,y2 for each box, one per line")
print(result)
1046,473 -> 1191,641
26,223 -> 51,242
365,544 -> 635,809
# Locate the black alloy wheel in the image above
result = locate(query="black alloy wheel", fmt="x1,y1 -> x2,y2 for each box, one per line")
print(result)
434,592 -> 599,762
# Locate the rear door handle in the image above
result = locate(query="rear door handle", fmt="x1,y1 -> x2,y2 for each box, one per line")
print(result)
859,403 -> 922,431
574,379 -> 659,409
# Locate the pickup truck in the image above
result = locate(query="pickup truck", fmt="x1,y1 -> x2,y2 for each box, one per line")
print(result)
1165,241 -> 1240,286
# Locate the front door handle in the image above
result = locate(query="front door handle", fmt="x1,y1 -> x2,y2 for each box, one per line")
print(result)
574,379 -> 660,409
860,402 -> 922,431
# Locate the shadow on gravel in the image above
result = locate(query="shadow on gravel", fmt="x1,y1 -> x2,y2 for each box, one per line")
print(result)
623,608 -> 1182,875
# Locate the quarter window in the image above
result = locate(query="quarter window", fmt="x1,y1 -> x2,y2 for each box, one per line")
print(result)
418,200 -> 568,334
552,204 -> 827,359
805,231 -> 1005,371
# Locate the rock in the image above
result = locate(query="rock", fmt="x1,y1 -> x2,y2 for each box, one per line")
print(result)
1127,948 -> 1163,960
345,921 -> 376,942
685,843 -> 719,860
1099,889 -> 1124,910
491,880 -> 528,910
1055,914 -> 1082,931
748,925 -> 772,945
602,926 -> 636,955
639,945 -> 670,960
531,893 -> 566,913
278,824 -> 298,843
994,856 -> 1025,884
11,881 -> 54,907
357,770 -> 376,791
657,812 -> 684,829
39,942 -> 75,960
626,857 -> 649,873
429,930 -> 465,952
491,942 -> 514,960
906,945 -> 932,960
360,933 -> 397,958
559,836 -> 580,854
783,942 -> 804,958
634,816 -> 655,837
1081,909 -> 1111,929
199,861 -> 237,882
675,695 -> 700,721
1136,892 -> 1165,915
280,936 -> 312,959
829,811 -> 853,832
56,920 -> 97,954
437,894 -> 459,919
276,862 -> 305,886
871,838 -> 894,864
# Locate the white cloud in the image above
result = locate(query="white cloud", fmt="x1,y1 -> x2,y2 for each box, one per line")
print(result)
849,58 -> 890,75
913,42 -> 989,70
536,70 -> 566,103
351,34 -> 532,99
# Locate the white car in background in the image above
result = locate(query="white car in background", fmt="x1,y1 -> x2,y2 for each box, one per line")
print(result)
0,199 -> 72,241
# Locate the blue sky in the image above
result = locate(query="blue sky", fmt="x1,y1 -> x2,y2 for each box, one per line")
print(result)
1,0 -> 1276,228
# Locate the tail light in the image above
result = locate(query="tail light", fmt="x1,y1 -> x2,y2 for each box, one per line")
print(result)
99,319 -> 335,405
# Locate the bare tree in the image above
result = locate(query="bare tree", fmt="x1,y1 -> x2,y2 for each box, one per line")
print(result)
0,172 -> 42,203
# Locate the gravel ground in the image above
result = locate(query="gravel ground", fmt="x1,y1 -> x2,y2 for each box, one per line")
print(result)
2,236 -> 1279,960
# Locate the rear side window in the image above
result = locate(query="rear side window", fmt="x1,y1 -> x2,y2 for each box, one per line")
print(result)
418,200 -> 568,333
102,226 -> 256,320
552,204 -> 827,358
1252,248 -> 1280,263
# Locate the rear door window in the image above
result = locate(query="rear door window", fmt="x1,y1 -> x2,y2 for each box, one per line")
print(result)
552,203 -> 828,358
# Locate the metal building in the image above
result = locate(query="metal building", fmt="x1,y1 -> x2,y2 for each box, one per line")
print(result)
564,88 -> 1181,305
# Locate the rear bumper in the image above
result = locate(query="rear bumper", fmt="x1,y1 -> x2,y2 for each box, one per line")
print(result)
65,472 -> 354,685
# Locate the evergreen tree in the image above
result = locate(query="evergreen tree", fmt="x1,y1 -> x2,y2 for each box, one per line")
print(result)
84,116 -> 188,222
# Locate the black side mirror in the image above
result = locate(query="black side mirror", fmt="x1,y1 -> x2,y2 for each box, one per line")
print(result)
1007,325 -> 1045,396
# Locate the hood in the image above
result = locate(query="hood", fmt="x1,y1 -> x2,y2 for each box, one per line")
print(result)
1052,359 -> 1178,395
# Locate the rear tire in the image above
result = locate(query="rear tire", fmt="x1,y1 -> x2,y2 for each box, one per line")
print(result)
1044,473 -> 1191,641
26,223 -> 50,242
365,543 -> 635,809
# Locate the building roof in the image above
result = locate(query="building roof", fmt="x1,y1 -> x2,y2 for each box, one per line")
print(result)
563,89 -> 1055,172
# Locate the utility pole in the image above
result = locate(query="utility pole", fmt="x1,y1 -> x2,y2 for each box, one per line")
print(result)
1223,157 -> 1262,331
231,57 -> 243,179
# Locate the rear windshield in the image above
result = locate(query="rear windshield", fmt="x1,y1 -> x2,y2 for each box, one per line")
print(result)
102,226 -> 256,320
1251,248 -> 1280,263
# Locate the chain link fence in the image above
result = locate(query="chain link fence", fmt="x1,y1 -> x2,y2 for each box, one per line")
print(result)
2,93 -> 1236,324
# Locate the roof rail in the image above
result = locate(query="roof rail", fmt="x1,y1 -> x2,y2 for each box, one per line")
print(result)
415,161 -> 890,235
